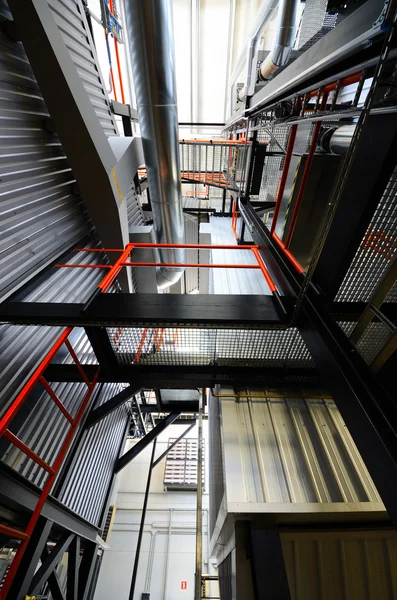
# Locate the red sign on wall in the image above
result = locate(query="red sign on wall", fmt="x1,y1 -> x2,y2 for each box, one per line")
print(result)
181,581 -> 188,590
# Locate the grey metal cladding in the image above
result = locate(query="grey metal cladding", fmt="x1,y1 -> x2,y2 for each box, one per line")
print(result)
47,0 -> 118,137
0,248 -> 106,416
57,383 -> 129,525
0,0 -> 94,301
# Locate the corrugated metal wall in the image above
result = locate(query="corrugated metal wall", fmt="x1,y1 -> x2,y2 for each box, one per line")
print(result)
0,247 -> 106,416
0,0 -> 142,526
282,529 -> 397,600
219,393 -> 383,507
47,0 -> 118,137
209,395 -> 225,538
57,383 -> 129,525
0,0 -> 94,301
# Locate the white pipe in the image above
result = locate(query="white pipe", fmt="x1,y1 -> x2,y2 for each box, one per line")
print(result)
259,0 -> 300,80
238,0 -> 278,101
163,510 -> 173,600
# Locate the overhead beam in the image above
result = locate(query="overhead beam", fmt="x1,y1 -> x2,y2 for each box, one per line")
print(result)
85,385 -> 141,429
152,421 -> 197,468
140,402 -> 199,414
115,412 -> 181,473
44,364 -> 321,389
0,294 -> 284,327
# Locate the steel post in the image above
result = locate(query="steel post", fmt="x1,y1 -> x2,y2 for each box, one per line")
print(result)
128,438 -> 157,600
194,390 -> 204,600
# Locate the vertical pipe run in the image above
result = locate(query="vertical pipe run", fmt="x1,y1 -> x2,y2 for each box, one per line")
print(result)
129,438 -> 157,600
195,390 -> 204,600
124,0 -> 185,289
162,509 -> 173,600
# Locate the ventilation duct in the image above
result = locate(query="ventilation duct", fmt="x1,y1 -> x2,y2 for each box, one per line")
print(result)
259,0 -> 300,80
124,0 -> 185,288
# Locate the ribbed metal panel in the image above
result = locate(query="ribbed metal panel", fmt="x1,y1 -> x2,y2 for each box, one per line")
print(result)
0,247 -> 106,417
218,551 -> 233,600
125,186 -> 145,228
209,395 -> 224,538
184,216 -> 199,293
210,216 -> 272,295
282,529 -> 397,600
47,0 -> 118,137
0,0 -> 93,301
219,393 -> 382,507
58,383 -> 129,525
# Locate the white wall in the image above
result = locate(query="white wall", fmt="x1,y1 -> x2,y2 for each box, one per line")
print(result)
95,422 -> 217,600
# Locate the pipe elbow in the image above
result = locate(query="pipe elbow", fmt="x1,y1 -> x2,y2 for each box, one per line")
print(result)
156,266 -> 184,289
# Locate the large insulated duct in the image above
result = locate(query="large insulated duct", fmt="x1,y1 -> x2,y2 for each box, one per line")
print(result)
124,0 -> 184,289
237,0 -> 278,101
259,0 -> 299,80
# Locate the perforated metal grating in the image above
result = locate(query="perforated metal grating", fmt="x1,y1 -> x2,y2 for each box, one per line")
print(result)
336,166 -> 397,302
338,320 -> 390,366
108,326 -> 313,368
164,437 -> 203,491
179,141 -> 247,191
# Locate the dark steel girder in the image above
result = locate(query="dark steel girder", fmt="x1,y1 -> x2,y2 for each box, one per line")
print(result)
240,199 -> 397,528
44,363 -> 321,389
0,294 -> 285,327
84,385 -> 141,429
115,412 -> 181,473
0,463 -> 100,542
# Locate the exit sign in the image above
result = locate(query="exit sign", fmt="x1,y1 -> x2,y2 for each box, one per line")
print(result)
181,581 -> 187,590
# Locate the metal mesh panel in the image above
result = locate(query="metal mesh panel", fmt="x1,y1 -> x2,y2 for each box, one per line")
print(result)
252,122 -> 289,202
338,320 -> 390,365
164,438 -> 202,491
179,142 -> 247,191
336,166 -> 397,302
108,326 -> 313,368
355,321 -> 391,365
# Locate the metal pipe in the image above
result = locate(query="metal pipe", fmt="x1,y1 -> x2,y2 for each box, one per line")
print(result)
194,389 -> 204,600
123,0 -> 185,288
162,509 -> 173,600
238,0 -> 278,101
328,124 -> 356,155
128,438 -> 157,600
259,0 -> 300,80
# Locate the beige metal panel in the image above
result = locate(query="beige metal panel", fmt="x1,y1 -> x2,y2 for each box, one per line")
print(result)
220,393 -> 383,512
281,530 -> 397,600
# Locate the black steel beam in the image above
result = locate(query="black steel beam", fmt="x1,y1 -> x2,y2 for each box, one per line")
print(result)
0,463 -> 100,542
249,525 -> 290,599
44,363 -> 321,389
42,543 -> 66,600
140,402 -> 199,413
85,327 -> 119,374
115,412 -> 181,473
0,294 -> 285,327
329,302 -> 397,323
152,421 -> 196,467
67,536 -> 80,600
30,533 -> 74,595
129,438 -> 157,600
78,542 -> 99,600
7,517 -> 53,600
84,385 -> 141,429
240,199 -> 397,528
